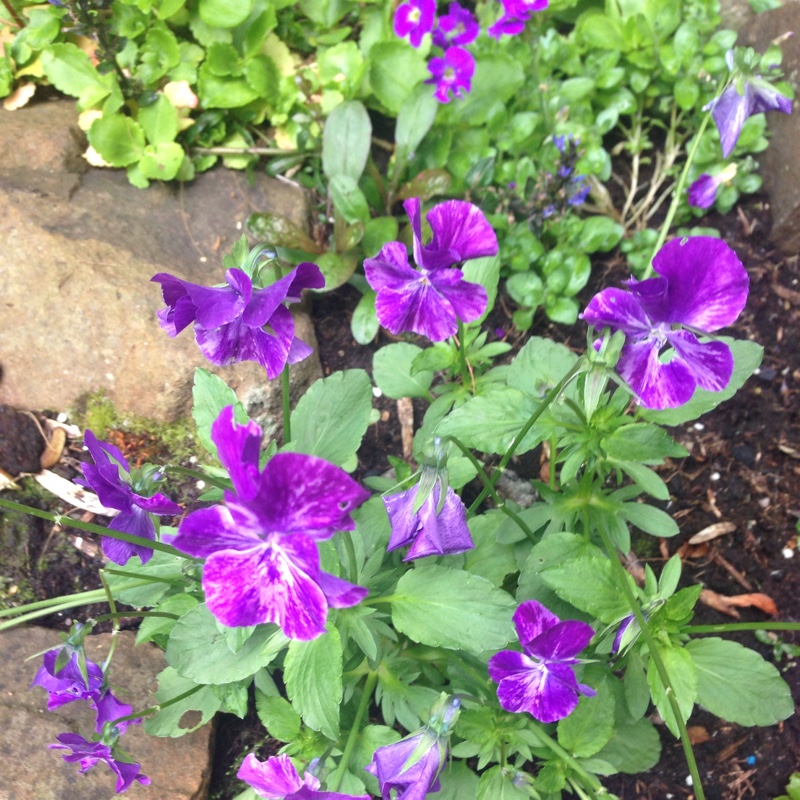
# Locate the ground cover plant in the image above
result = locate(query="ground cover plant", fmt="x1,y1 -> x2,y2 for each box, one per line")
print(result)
1,1 -> 799,799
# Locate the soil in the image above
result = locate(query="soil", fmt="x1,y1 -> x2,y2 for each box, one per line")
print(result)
2,193 -> 799,800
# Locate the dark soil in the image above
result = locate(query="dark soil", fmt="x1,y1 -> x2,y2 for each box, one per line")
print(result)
2,194 -> 798,800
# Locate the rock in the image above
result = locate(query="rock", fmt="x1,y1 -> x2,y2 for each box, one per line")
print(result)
719,0 -> 756,32
739,4 -> 800,255
0,626 -> 211,800
0,99 -> 321,428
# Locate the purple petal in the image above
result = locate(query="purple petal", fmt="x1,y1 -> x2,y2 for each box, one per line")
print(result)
364,242 -> 418,292
172,504 -> 264,558
318,571 -> 369,609
241,273 -> 295,329
580,287 -> 652,336
286,261 -> 326,298
367,734 -> 444,800
618,339 -> 696,410
711,83 -> 753,157
427,269 -> 488,325
103,505 -> 158,565
211,405 -> 263,501
526,619 -> 594,661
512,600 -> 561,648
151,273 -> 197,336
402,486 -> 474,561
648,237 -> 749,331
83,429 -> 129,474
668,330 -> 734,393
81,460 -> 133,513
237,753 -> 303,797
688,174 -> 719,209
132,492 -> 181,516
384,485 -> 422,550
374,281 -> 459,341
202,537 -> 329,638
186,271 -> 249,331
93,689 -> 136,734
426,201 -> 499,267
612,615 -> 635,655
488,649 -> 534,685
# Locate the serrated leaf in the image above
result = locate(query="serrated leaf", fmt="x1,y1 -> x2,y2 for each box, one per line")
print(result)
619,501 -> 679,537
508,336 -> 579,398
191,368 -> 249,458
88,114 -> 145,167
602,423 -> 686,464
144,667 -> 222,737
557,680 -> 614,757
594,717 -> 661,774
369,41 -> 428,114
373,343 -> 433,399
284,629 -> 342,740
139,141 -> 184,180
136,593 -> 199,645
286,370 -> 372,468
255,692 -> 301,742
139,93 -> 179,145
41,43 -> 108,101
477,766 -> 528,800
686,637 -> 794,726
647,645 -> 697,738
392,565 -> 516,655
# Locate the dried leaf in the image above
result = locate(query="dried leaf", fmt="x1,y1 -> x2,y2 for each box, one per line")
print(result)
40,427 -> 66,470
688,521 -> 736,544
3,82 -> 35,111
397,397 -> 414,461
772,283 -> 800,305
687,725 -> 710,745
724,592 -> 778,616
700,589 -> 741,618
35,469 -> 119,516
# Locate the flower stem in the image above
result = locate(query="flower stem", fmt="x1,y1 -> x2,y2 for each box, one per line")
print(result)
455,321 -> 475,394
281,364 -> 292,444
0,497 -> 187,558
595,525 -> 705,800
685,622 -> 800,634
93,611 -> 180,625
468,360 -> 585,515
329,670 -> 378,792
528,724 -> 605,795
163,465 -> 231,490
99,572 -> 120,672
109,685 -> 204,728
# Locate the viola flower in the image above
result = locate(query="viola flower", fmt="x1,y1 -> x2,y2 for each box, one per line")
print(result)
394,0 -> 436,48
581,236 -> 749,409
366,696 -> 460,800
152,262 -> 324,380
171,406 -> 369,639
50,733 -> 150,793
488,0 -> 549,39
688,163 -> 738,210
31,645 -> 104,711
432,2 -> 480,48
364,197 -> 497,341
488,600 -> 595,724
708,49 -> 792,157
238,753 -> 369,800
425,46 -> 475,103
384,475 -> 473,562
611,614 -> 638,655
78,430 -> 180,565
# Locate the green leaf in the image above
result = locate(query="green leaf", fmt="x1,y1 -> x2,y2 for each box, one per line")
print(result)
314,251 -> 359,291
595,717 -> 661,774
395,82 -> 439,167
144,667 -> 222,737
322,100 -> 372,180
462,256 -> 501,325
329,174 -> 370,225
686,637 -> 794,726
136,593 -> 199,645
392,565 -> 516,655
647,645 -> 697,738
139,93 -> 179,145
255,692 -> 301,742
373,343 -> 433,399
603,423 -> 686,464
623,651 -> 650,720
191,367 -> 249,458
198,63 -> 258,108
284,629 -> 343,740
351,290 -> 379,345
166,603 -> 289,684
198,0 -> 254,27
139,141 -> 185,180
463,512 -> 518,587
41,43 -> 109,104
369,41 -> 428,114
477,766 -> 528,800
508,336 -> 578,399
579,216 -> 624,252
640,338 -> 763,426
88,114 -> 145,167
362,217 -> 399,258
286,370 -> 372,468
105,548 -> 187,607
619,501 -> 679,537
557,680 -> 614,757
436,761 -> 479,800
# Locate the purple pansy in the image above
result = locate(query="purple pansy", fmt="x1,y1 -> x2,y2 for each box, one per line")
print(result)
152,262 -> 324,380
50,733 -> 150,793
425,46 -> 475,103
171,406 -> 369,639
581,236 -> 750,409
611,614 -> 637,655
384,480 -> 473,561
432,2 -> 480,48
238,753 -> 369,800
32,646 -> 104,711
394,0 -> 436,48
488,0 -> 549,38
364,197 -> 497,342
488,600 -> 596,724
78,430 -> 180,565
366,697 -> 460,800
688,164 -> 738,210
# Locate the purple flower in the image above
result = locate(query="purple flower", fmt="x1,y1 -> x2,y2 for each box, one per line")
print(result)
581,236 -> 750,409
488,600 -> 595,724
171,406 -> 369,639
394,0 -> 436,48
32,646 -> 104,711
611,615 -> 637,655
78,430 -> 180,565
366,697 -> 460,800
152,263 -> 324,380
432,2 -> 480,48
425,46 -> 475,103
688,164 -> 738,209
568,177 -> 590,206
50,733 -> 150,793
239,754 -> 369,799
488,0 -> 549,38
364,197 -> 497,342
708,50 -> 792,157
385,479 -> 473,561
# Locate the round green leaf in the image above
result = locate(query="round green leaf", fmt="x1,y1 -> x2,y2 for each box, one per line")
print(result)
88,114 -> 145,167
198,0 -> 254,27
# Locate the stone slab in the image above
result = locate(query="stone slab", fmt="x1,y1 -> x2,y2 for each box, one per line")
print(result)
0,626 -> 211,800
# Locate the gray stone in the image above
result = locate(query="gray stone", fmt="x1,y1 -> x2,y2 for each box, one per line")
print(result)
719,0 -> 757,32
739,3 -> 800,255
0,99 -> 321,427
0,627 -> 211,800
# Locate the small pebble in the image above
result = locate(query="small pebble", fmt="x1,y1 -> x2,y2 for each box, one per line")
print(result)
196,480 -> 206,490
189,456 -> 198,464
710,471 -> 721,482
372,387 -> 383,398
783,547 -> 795,559
685,776 -> 693,787
57,412 -> 68,423
693,422 -> 705,431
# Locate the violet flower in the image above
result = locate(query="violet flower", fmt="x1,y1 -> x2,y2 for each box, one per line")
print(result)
709,62 -> 792,157
611,615 -> 637,655
78,430 -> 180,565
50,733 -> 150,793
488,600 -> 595,724
688,164 -> 738,209
366,696 -> 460,800
581,236 -> 749,409
488,0 -> 549,38
171,406 -> 369,639
239,753 -> 369,800
432,2 -> 480,48
394,0 -> 436,48
31,646 -> 104,711
364,197 -> 497,341
152,262 -> 324,380
425,46 -> 475,103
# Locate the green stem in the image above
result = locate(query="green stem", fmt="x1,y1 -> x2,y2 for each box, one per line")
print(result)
685,622 -> 800,634
0,0 -> 24,28
163,465 -> 231,490
329,671 -> 378,792
455,321 -> 474,394
0,587 -> 108,619
468,360 -> 585,515
99,572 -> 120,671
281,364 -> 292,444
101,568 -> 186,585
0,498 -> 186,559
528,724 -> 604,795
362,595 -> 399,606
110,685 -> 204,728
93,611 -> 180,624
595,525 -> 705,800
445,436 -> 535,541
